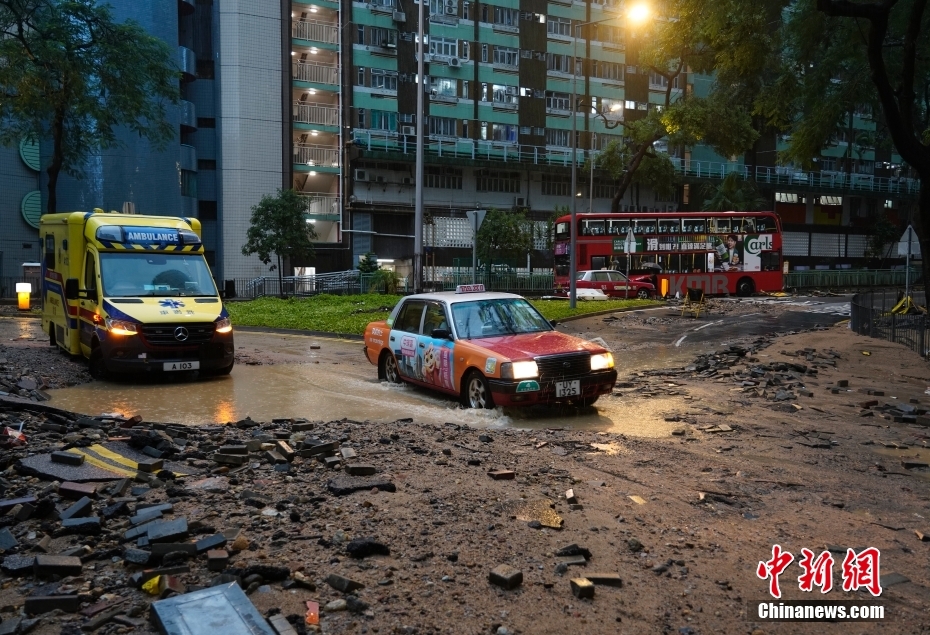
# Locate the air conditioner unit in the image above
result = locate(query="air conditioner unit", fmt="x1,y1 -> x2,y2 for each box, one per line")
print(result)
514,197 -> 526,207
354,169 -> 368,182
402,177 -> 414,185
375,175 -> 386,183
444,0 -> 456,13
393,10 -> 406,21
448,57 -> 462,68
402,125 -> 415,136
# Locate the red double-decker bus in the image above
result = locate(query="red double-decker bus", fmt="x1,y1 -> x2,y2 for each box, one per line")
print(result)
553,211 -> 784,297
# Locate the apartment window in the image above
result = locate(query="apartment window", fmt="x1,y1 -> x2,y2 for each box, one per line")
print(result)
196,60 -> 214,79
431,77 -> 457,96
180,170 -> 197,198
493,6 -> 519,26
534,127 -> 545,136
481,43 -> 488,62
545,129 -> 571,147
425,166 -> 463,189
476,169 -> 520,192
372,69 -> 398,90
198,200 -> 218,220
491,123 -> 518,143
369,27 -> 398,47
428,0 -> 444,14
429,116 -> 457,136
430,37 -> 458,58
357,67 -> 365,85
480,121 -> 488,140
596,24 -> 623,45
492,84 -> 518,104
462,1 -> 469,19
371,0 -> 394,7
481,4 -> 488,22
358,108 -> 366,128
370,110 -> 397,131
197,117 -> 216,128
598,133 -> 621,149
462,120 -> 468,137
480,82 -> 488,101
197,159 -> 216,170
546,53 -> 571,73
461,80 -> 470,98
357,25 -> 365,44
546,91 -> 570,111
600,98 -> 623,114
542,176 -> 571,196
547,17 -> 571,36
461,41 -> 469,59
595,61 -> 624,81
493,46 -> 519,67
649,71 -> 679,89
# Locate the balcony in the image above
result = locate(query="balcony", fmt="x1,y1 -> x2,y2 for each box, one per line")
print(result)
180,100 -> 197,131
294,102 -> 339,126
299,193 -> 341,221
178,46 -> 196,82
294,144 -> 341,168
292,61 -> 339,86
292,19 -> 338,45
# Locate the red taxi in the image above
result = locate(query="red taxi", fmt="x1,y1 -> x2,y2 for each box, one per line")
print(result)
363,285 -> 618,408
572,270 -> 655,299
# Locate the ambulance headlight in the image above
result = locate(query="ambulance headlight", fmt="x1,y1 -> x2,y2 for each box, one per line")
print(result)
500,360 -> 538,380
105,318 -> 138,336
215,317 -> 233,334
590,352 -> 614,370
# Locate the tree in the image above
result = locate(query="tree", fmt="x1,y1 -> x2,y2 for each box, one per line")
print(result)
357,252 -> 380,273
701,172 -> 767,211
241,189 -> 317,297
475,208 -> 533,269
590,0 -> 759,212
0,0 -> 180,213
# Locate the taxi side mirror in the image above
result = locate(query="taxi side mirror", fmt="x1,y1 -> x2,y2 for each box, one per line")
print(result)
431,328 -> 453,341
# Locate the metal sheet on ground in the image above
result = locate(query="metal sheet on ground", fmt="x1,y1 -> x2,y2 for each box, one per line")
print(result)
151,582 -> 275,635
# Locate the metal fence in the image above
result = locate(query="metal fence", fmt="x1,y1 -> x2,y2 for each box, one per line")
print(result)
785,268 -> 920,290
0,277 -> 41,300
850,290 -> 928,358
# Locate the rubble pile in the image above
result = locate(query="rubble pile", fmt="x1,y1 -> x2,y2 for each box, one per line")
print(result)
0,348 -> 90,404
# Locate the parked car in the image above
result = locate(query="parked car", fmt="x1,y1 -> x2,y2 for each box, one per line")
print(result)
363,285 -> 617,408
566,270 -> 655,299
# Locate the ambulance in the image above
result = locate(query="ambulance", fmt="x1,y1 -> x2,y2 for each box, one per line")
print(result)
40,210 -> 234,378
363,285 -> 617,408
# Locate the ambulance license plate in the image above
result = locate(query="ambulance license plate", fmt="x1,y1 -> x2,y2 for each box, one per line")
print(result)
555,380 -> 580,398
164,361 -> 199,371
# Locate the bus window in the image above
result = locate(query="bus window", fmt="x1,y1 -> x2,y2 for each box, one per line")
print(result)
756,215 -> 776,232
591,256 -> 608,270
740,217 -> 757,233
555,222 -> 569,240
761,251 -> 780,271
633,219 -> 656,234
683,218 -> 706,233
658,218 -> 681,234
609,219 -> 630,235
709,218 -> 731,233
582,219 -> 606,235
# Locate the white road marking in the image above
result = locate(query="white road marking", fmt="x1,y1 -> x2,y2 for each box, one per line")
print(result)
693,320 -> 724,332
740,312 -> 762,318
674,335 -> 688,347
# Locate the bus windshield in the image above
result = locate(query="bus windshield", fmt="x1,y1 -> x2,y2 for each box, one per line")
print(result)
100,252 -> 218,297
452,299 -> 552,339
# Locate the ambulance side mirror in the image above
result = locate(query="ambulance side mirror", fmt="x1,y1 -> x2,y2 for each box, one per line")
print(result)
64,278 -> 80,300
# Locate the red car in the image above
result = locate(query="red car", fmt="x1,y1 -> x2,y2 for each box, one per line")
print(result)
561,270 -> 656,299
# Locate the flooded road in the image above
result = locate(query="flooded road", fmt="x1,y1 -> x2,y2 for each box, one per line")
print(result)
35,296 -> 850,435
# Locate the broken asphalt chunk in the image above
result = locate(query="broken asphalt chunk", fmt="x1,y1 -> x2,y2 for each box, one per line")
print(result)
346,537 -> 390,559
147,518 -> 189,543
195,533 -> 228,553
0,527 -> 18,551
24,595 -> 81,615
344,464 -> 377,476
60,516 -> 102,535
326,573 -> 365,593
327,475 -> 396,496
1,554 -> 35,576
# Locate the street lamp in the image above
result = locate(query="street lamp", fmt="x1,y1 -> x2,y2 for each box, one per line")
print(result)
569,4 -> 649,308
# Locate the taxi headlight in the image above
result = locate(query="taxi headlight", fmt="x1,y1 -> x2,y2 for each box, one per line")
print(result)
215,317 -> 233,334
590,352 -> 614,371
105,318 -> 138,336
500,360 -> 538,380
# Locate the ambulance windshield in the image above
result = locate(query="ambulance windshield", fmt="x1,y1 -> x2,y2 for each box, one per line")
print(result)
99,252 -> 218,297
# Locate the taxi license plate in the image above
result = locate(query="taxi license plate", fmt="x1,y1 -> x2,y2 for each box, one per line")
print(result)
555,380 -> 580,398
164,361 -> 199,371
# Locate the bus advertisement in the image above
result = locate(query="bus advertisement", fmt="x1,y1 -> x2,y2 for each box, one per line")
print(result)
553,211 -> 784,297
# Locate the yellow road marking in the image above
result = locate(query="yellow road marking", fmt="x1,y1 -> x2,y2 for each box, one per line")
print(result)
65,449 -> 137,478
87,444 -> 141,469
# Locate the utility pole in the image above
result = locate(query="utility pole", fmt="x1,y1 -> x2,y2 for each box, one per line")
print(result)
413,0 -> 425,292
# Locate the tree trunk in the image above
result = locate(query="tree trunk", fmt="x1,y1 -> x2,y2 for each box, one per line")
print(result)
277,253 -> 284,298
46,108 -> 66,214
609,140 -> 657,212
914,183 -> 930,296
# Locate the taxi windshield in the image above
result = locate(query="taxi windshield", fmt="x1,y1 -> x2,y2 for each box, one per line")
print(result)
451,298 -> 551,339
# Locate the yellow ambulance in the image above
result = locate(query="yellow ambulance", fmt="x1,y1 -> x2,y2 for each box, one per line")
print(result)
40,210 -> 234,378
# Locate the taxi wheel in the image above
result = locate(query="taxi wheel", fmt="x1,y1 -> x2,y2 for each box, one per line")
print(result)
636,289 -> 650,300
381,352 -> 402,384
463,371 -> 494,409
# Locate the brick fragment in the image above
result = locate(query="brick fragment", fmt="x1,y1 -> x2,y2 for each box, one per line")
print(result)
207,549 -> 229,571
570,577 -> 595,599
488,470 -> 515,480
34,554 -> 83,577
59,496 -> 93,521
51,451 -> 84,466
345,463 -> 376,476
24,595 -> 80,614
59,482 -> 97,500
488,564 -> 523,590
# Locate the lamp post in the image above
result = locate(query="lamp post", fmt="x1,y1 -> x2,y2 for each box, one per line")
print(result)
569,4 -> 649,308
413,0 -> 425,293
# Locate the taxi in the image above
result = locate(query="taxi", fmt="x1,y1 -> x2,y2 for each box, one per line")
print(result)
363,285 -> 618,408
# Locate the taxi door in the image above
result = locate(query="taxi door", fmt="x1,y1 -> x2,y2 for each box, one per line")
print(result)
417,301 -> 456,392
607,271 -> 632,298
592,271 -> 617,297
389,299 -> 425,380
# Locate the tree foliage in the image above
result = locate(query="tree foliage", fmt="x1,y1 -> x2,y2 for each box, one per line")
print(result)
241,189 -> 317,297
0,0 -> 180,213
475,208 -> 533,267
701,172 -> 767,212
357,252 -> 380,273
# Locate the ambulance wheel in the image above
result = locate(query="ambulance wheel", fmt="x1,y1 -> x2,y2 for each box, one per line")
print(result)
380,352 -> 402,384
463,371 -> 494,409
208,361 -> 234,376
637,289 -> 650,300
89,346 -> 107,380
736,277 -> 754,297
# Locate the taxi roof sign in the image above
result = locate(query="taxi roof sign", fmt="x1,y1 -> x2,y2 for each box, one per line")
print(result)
456,284 -> 486,294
